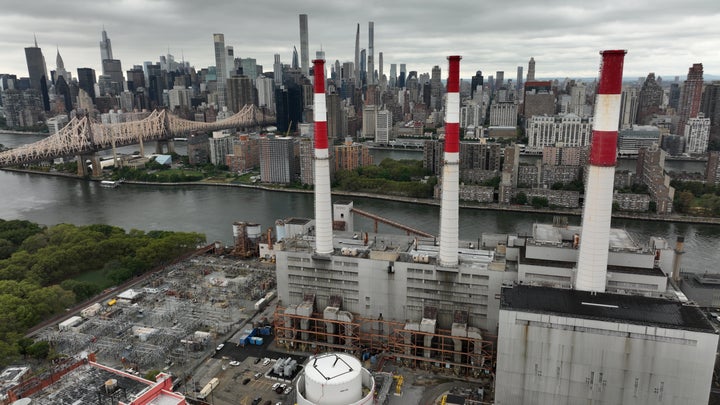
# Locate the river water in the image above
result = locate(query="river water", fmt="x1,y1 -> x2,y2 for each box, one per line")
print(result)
1,134 -> 718,273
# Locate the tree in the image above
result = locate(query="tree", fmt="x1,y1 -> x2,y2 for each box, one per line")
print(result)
674,191 -> 695,213
531,197 -> 549,208
512,192 -> 528,205
26,341 -> 50,359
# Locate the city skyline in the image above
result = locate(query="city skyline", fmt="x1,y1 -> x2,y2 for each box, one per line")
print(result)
1,0 -> 719,81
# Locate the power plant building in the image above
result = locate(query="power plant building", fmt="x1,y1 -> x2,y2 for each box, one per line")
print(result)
271,51 -> 718,404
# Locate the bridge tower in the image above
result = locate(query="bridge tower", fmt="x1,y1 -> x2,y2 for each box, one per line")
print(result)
76,154 -> 103,177
155,109 -> 176,154
75,117 -> 103,177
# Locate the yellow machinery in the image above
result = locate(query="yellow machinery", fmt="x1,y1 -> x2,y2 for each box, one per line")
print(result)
392,374 -> 404,395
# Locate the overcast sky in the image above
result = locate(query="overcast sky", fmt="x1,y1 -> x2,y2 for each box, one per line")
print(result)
1,0 -> 719,82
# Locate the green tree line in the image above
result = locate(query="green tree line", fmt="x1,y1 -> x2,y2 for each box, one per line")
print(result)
334,159 -> 436,198
0,220 -> 204,366
671,180 -> 720,216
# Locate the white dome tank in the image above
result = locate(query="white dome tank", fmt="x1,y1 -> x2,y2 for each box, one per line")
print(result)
303,353 -> 362,405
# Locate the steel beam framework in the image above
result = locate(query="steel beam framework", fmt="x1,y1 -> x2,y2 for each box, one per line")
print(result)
0,104 -> 275,167
272,306 -> 495,377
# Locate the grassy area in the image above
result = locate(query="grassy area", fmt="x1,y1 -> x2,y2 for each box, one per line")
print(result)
154,168 -> 202,176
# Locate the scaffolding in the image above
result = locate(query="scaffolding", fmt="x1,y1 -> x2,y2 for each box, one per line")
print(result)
272,306 -> 495,377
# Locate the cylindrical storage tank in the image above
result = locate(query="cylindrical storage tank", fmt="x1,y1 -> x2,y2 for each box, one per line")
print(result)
247,224 -> 262,240
12,399 -> 32,405
304,353 -> 362,405
232,223 -> 242,237
275,220 -> 286,241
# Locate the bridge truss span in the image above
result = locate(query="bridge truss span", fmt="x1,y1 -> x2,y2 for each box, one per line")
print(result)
0,105 -> 275,167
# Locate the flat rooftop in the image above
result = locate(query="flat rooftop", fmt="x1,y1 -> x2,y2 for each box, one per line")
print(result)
519,247 -> 666,277
531,223 -> 643,252
502,285 -> 714,333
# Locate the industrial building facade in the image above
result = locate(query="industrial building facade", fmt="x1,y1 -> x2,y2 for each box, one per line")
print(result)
495,286 -> 718,405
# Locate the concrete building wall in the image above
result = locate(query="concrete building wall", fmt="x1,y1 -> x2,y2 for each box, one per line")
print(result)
276,248 -> 511,333
495,309 -> 718,405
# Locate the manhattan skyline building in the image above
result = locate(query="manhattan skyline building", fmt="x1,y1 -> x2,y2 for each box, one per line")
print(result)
99,28 -> 113,63
299,14 -> 309,77
367,21 -> 374,86
213,33 -> 228,109
677,63 -> 704,136
24,36 -> 50,111
527,57 -> 535,81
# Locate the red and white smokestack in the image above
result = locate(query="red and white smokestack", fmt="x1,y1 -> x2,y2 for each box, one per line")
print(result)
313,59 -> 333,255
438,55 -> 461,267
575,50 -> 626,292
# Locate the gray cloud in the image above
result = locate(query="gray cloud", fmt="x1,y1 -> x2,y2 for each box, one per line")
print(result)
1,0 -> 719,80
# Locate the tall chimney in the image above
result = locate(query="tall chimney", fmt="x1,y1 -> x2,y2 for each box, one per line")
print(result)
575,50 -> 626,292
438,55 -> 461,268
313,58 -> 333,255
672,236 -> 685,283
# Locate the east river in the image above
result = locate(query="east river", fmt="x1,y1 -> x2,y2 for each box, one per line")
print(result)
1,133 -> 719,274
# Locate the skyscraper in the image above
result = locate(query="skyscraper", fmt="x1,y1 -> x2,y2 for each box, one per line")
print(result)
378,52 -> 383,88
495,71 -> 504,89
299,14 -> 309,77
389,63 -> 397,88
516,66 -> 523,99
101,59 -> 124,94
677,63 -> 704,136
354,23 -> 360,87
292,46 -> 299,70
55,48 -> 69,82
99,28 -> 113,63
701,83 -> 720,142
470,71 -> 483,100
273,54 -> 283,85
359,49 -> 366,86
227,75 -> 254,113
399,64 -> 406,88
213,33 -> 227,109
636,73 -> 663,125
76,67 -> 97,101
526,57 -> 535,81
25,37 -> 49,111
430,65 -> 442,111
367,22 -> 374,86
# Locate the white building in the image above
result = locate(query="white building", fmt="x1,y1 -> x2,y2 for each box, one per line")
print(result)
684,115 -> 711,155
375,109 -> 392,144
167,86 -> 192,111
361,105 -> 377,139
209,130 -> 234,165
46,115 -> 69,133
526,114 -> 594,152
460,101 -> 482,129
489,101 -> 517,127
495,285 -> 718,405
255,75 -> 275,113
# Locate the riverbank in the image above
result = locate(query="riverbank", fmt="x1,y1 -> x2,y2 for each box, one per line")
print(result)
3,166 -> 720,226
0,130 -> 48,136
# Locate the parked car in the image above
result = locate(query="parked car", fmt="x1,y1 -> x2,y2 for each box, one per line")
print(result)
262,358 -> 271,366
251,397 -> 262,405
216,343 -> 224,351
229,360 -> 240,366
283,386 -> 293,395
271,383 -> 281,391
254,372 -> 262,379
242,378 -> 251,385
